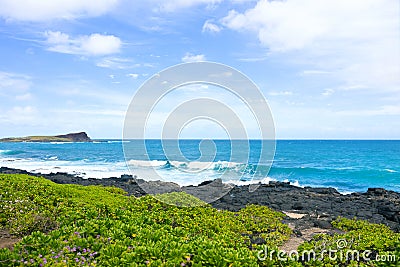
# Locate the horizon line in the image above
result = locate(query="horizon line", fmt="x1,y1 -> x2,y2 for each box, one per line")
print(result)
95,138 -> 400,141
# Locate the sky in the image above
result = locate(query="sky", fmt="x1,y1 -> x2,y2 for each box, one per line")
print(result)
0,0 -> 399,139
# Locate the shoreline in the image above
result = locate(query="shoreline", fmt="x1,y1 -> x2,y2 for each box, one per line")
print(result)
1,166 -> 399,233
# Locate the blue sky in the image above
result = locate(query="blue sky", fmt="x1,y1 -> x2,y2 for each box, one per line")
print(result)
0,0 -> 399,139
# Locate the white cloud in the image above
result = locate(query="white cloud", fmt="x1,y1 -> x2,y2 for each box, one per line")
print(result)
15,93 -> 32,101
0,71 -> 31,92
55,108 -> 125,117
127,73 -> 139,79
221,0 -> 397,51
11,105 -> 36,114
2,106 -> 38,124
96,57 -> 137,69
156,0 -> 222,12
181,53 -> 206,63
268,91 -> 292,96
231,0 -> 257,3
322,89 -> 334,97
221,0 -> 400,90
202,20 -> 221,33
0,0 -> 118,21
55,83 -> 130,106
45,31 -> 121,56
237,56 -> 268,62
337,105 -> 400,116
301,70 -> 332,76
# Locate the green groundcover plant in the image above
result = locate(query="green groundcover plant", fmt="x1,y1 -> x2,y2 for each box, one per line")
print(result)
0,174 -> 398,266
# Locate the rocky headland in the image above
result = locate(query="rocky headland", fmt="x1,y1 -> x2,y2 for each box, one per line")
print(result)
0,132 -> 92,142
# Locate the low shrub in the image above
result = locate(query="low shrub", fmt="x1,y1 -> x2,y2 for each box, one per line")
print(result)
0,174 -> 291,266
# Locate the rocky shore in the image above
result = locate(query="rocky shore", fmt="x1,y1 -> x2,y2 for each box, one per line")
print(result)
1,167 -> 399,233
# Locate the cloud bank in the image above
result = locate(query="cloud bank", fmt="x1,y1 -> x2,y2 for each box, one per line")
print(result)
181,53 -> 206,63
221,0 -> 400,90
0,0 -> 118,21
45,31 -> 121,56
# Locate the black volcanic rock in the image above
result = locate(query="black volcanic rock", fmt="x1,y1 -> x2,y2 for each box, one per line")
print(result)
211,183 -> 400,232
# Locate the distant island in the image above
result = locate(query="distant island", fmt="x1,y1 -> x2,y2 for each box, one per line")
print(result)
0,132 -> 92,142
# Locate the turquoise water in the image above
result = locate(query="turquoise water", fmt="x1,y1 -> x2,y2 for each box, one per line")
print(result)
0,140 -> 399,193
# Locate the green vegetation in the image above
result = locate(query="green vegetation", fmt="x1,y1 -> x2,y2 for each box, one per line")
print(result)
0,173 -> 398,266
154,192 -> 208,207
297,218 -> 400,266
0,174 -> 290,266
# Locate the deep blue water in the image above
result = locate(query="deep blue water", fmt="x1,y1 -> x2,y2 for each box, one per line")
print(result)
0,140 -> 399,193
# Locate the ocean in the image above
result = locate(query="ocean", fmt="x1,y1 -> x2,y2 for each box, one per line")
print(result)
0,140 -> 399,193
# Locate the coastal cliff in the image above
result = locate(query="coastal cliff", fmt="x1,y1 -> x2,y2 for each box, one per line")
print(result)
0,132 -> 92,142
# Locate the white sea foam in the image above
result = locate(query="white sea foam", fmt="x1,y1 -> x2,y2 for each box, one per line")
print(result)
0,155 -> 278,187
339,190 -> 355,195
127,159 -> 261,182
128,159 -> 167,167
0,155 -> 360,191
384,169 -> 398,173
225,177 -> 277,186
127,159 -> 243,171
283,179 -> 303,188
0,157 -> 129,179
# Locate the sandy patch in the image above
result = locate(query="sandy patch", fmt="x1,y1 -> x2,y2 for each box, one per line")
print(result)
283,211 -> 307,219
0,228 -> 20,250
